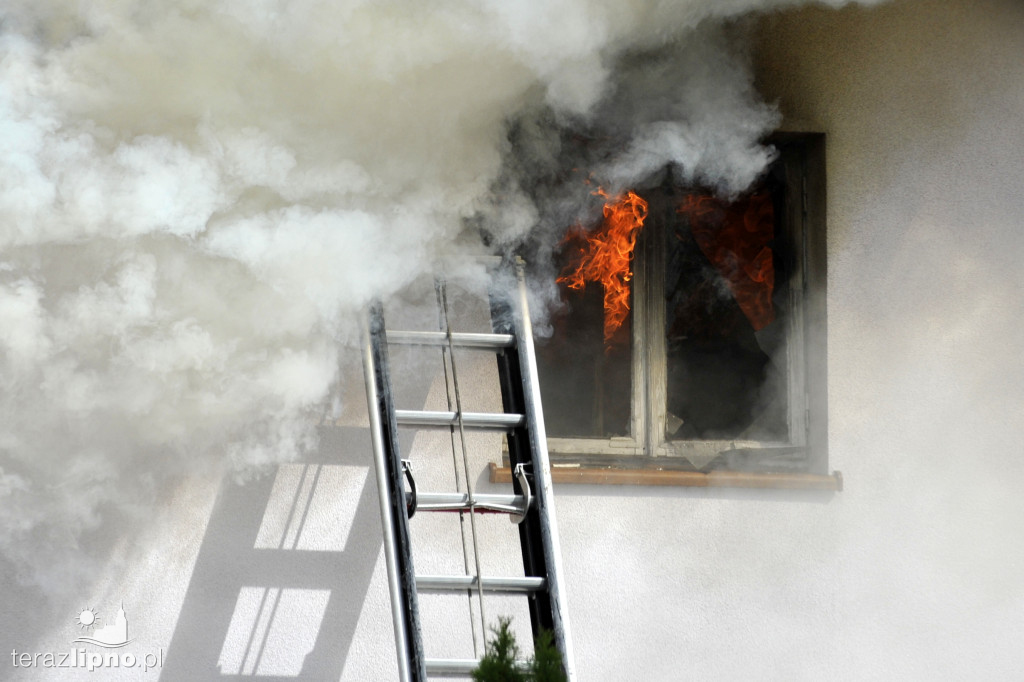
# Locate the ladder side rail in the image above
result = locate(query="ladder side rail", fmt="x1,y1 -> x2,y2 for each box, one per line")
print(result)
489,292 -> 553,638
489,262 -> 576,681
511,261 -> 577,681
362,303 -> 427,682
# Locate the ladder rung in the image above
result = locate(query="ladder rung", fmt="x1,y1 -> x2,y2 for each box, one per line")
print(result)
395,410 -> 525,430
416,575 -> 546,594
386,330 -> 515,350
425,658 -> 530,676
424,659 -> 479,676
413,492 -> 528,515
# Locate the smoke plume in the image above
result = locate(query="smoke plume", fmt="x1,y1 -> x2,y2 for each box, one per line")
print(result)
0,0 -> 879,591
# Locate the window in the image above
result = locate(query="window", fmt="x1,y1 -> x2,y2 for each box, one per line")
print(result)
536,134 -> 827,475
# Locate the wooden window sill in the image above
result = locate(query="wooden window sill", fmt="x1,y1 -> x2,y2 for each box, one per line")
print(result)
489,462 -> 842,491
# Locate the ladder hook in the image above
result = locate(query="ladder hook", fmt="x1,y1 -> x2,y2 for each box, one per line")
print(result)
402,459 -> 418,519
511,463 -> 532,525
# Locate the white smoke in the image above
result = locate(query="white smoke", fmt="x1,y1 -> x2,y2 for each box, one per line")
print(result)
0,0 -> 881,591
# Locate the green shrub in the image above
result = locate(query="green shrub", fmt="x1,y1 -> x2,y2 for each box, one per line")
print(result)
471,617 -> 566,682
530,629 -> 567,682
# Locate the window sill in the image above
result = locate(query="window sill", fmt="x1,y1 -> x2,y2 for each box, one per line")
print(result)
489,462 -> 842,491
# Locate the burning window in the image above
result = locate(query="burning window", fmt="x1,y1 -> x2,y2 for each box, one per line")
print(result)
536,135 -> 827,473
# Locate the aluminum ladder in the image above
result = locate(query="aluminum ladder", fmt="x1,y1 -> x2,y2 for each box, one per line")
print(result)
361,259 -> 575,681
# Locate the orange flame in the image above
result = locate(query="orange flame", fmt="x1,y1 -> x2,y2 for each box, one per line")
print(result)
678,193 -> 776,330
558,189 -> 648,347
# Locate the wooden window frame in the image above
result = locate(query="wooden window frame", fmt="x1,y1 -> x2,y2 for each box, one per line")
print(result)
540,133 -> 829,479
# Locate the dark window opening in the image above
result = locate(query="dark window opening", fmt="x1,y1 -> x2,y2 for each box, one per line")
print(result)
665,190 -> 788,442
539,283 -> 632,439
535,134 -> 827,473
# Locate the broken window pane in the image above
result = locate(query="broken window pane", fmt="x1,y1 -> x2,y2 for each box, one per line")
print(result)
665,191 -> 789,442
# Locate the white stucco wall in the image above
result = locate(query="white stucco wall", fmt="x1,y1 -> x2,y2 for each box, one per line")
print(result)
5,1 -> 1024,680
554,1 -> 1024,678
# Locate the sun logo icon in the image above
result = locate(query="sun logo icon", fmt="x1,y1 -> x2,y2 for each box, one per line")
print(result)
76,608 -> 100,630
71,602 -> 130,648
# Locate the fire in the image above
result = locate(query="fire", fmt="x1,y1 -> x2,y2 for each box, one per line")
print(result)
678,192 -> 776,330
558,189 -> 649,348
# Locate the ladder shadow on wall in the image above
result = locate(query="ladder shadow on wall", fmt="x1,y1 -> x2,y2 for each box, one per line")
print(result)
162,425 -> 389,681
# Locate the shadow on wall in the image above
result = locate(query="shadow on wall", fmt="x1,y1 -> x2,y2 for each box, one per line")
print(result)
162,426 -> 384,681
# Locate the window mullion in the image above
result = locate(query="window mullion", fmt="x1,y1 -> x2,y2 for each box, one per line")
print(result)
643,202 -> 668,457
630,215 -> 647,451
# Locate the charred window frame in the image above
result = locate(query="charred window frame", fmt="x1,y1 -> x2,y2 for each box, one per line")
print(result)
536,133 -> 827,475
